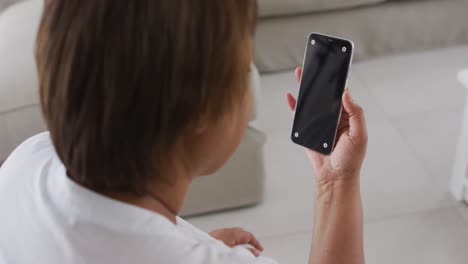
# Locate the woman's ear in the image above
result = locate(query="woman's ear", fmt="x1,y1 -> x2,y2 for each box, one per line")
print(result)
194,119 -> 208,135
191,113 -> 212,135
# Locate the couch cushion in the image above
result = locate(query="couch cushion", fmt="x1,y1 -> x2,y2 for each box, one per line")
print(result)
255,0 -> 468,72
259,0 -> 385,17
0,0 -> 46,159
0,0 -> 42,114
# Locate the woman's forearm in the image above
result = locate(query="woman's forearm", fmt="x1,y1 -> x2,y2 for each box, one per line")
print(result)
308,176 -> 364,264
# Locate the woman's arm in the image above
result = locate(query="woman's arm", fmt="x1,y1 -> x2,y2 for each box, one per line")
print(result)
310,178 -> 364,264
287,67 -> 367,264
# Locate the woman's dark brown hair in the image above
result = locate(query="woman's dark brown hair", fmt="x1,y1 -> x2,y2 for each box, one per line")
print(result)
36,0 -> 257,194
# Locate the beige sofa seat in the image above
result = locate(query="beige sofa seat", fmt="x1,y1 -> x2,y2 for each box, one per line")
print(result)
0,0 -> 266,216
259,0 -> 385,17
255,0 -> 468,72
0,0 -> 44,158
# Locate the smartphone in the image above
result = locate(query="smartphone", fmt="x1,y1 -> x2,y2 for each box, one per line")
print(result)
291,33 -> 354,155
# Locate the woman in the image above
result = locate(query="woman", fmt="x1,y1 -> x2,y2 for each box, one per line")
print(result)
0,1 -> 367,263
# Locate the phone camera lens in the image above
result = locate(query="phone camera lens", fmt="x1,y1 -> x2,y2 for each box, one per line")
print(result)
311,39 -> 315,45
342,47 -> 347,52
323,143 -> 328,148
294,132 -> 299,138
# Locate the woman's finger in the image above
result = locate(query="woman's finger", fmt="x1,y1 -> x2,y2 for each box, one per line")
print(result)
246,247 -> 261,257
286,92 -> 297,111
295,67 -> 302,83
342,90 -> 367,143
247,233 -> 263,251
286,67 -> 302,111
236,231 -> 264,251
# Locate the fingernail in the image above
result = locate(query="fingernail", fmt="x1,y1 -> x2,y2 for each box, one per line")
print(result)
346,89 -> 354,103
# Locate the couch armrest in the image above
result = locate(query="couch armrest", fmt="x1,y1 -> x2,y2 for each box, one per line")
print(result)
0,0 -> 24,15
250,62 -> 262,122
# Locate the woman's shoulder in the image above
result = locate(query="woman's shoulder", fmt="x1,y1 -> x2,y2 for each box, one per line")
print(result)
0,132 -> 56,178
7,132 -> 54,158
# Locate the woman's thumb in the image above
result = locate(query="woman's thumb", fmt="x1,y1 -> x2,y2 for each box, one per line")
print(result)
342,89 -> 367,142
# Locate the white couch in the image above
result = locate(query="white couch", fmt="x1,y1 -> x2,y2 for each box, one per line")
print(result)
0,0 -> 266,216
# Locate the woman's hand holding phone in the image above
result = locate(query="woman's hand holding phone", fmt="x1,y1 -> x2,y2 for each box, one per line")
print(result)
287,67 -> 368,185
287,67 -> 367,264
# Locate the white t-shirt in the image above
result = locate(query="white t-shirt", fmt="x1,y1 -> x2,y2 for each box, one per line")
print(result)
0,133 -> 278,264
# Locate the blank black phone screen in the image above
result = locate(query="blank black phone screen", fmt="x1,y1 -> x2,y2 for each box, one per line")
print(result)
291,33 -> 353,155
